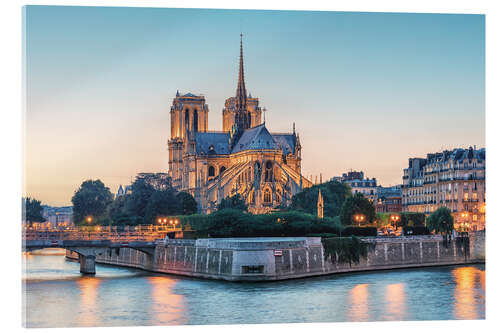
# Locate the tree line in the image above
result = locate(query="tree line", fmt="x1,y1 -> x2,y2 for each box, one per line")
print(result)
24,176 -> 455,236
71,174 -> 197,226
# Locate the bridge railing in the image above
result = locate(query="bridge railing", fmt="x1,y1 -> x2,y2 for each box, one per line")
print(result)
22,229 -> 182,242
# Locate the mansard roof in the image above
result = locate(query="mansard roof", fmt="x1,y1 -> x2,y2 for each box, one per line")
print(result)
195,132 -> 231,155
426,147 -> 485,164
231,123 -> 278,153
271,133 -> 296,155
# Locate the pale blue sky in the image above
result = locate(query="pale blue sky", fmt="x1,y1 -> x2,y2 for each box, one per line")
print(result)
24,6 -> 485,205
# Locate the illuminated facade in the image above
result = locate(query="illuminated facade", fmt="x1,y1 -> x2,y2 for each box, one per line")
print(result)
331,170 -> 378,202
402,147 -> 486,231
167,36 -> 312,213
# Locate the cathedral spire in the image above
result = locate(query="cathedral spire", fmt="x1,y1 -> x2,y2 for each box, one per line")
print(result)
235,33 -> 249,131
236,33 -> 247,104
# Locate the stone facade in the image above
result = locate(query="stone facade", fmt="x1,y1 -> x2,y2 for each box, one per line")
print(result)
375,185 -> 402,213
402,147 -> 486,231
67,233 -> 485,281
167,36 -> 312,213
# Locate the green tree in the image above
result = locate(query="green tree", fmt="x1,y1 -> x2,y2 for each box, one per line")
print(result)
144,189 -> 181,224
22,197 -> 46,227
290,180 -> 351,217
339,192 -> 376,226
217,194 -> 248,211
106,194 -> 134,226
177,191 -> 198,215
400,212 -> 426,227
126,176 -> 156,221
426,206 -> 454,234
71,179 -> 113,225
126,173 -> 174,222
375,213 -> 391,229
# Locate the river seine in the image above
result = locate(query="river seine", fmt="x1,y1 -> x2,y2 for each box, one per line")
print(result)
22,249 -> 485,328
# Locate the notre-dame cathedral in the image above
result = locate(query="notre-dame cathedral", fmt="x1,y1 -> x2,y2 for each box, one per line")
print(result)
168,35 -> 312,213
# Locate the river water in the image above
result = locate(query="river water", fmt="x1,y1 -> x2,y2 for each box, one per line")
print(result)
22,249 -> 485,328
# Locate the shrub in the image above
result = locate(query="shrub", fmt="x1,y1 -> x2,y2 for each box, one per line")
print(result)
178,209 -> 342,238
321,236 -> 375,266
402,226 -> 430,236
341,226 -> 377,237
306,233 -> 338,238
400,212 -> 426,227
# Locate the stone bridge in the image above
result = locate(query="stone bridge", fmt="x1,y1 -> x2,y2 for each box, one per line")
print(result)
22,231 -> 167,274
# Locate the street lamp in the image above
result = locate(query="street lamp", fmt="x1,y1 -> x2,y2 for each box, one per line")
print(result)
354,214 -> 365,226
86,216 -> 93,224
390,214 -> 400,230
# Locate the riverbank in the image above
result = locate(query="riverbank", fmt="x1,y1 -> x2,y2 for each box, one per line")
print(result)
66,231 -> 485,281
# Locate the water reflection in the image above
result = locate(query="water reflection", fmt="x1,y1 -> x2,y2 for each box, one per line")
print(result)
385,283 -> 406,321
148,276 -> 186,325
23,253 -> 485,327
76,277 -> 101,326
348,283 -> 369,322
453,266 -> 484,320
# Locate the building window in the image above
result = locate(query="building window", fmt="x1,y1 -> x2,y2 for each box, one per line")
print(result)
185,109 -> 190,132
193,109 -> 198,132
241,265 -> 264,274
219,166 -> 226,175
265,160 -> 273,182
264,188 -> 271,203
208,166 -> 215,177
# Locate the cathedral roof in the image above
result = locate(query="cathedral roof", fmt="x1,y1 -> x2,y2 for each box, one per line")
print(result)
231,123 -> 278,153
271,133 -> 296,155
194,132 -> 231,155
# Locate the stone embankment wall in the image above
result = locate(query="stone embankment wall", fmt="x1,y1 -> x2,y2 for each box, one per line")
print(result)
66,232 -> 485,281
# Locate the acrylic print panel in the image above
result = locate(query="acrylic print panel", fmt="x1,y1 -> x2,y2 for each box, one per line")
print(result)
22,5 -> 485,328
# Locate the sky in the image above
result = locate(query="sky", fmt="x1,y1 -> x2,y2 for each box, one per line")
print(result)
23,6 -> 485,206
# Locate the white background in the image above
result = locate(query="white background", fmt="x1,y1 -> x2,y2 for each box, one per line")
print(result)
1,0 -> 498,332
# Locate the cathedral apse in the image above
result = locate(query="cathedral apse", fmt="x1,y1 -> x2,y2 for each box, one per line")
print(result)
167,35 -> 312,214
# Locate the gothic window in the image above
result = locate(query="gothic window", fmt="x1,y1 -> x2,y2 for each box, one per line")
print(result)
185,109 -> 190,132
220,166 -> 226,175
193,109 -> 198,132
265,160 -> 273,182
264,188 -> 271,203
208,166 -> 215,177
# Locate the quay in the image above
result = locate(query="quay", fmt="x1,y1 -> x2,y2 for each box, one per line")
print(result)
63,231 -> 484,281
